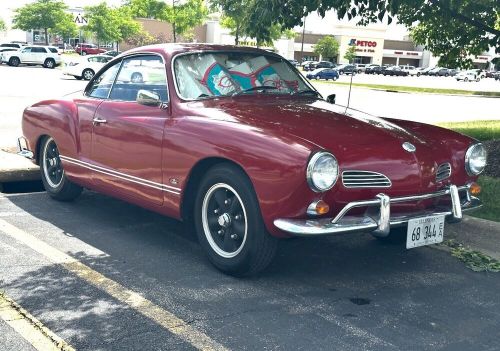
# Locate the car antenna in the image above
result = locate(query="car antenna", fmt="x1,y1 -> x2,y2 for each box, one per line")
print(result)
344,62 -> 354,114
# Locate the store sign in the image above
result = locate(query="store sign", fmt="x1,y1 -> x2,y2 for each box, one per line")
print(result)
349,38 -> 377,47
74,13 -> 88,27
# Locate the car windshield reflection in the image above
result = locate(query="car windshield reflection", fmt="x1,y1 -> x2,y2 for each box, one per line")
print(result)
173,51 -> 312,100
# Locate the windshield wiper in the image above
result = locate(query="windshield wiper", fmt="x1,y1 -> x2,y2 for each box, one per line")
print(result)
232,85 -> 278,97
292,89 -> 321,97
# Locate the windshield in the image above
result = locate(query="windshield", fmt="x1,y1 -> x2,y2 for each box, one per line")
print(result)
173,52 -> 311,100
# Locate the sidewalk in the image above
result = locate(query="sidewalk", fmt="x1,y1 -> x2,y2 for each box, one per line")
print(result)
0,150 -> 39,184
443,216 -> 500,260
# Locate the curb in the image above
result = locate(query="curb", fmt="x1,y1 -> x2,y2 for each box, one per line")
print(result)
0,151 -> 40,183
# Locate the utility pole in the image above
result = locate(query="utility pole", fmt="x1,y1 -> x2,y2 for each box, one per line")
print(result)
300,15 -> 306,62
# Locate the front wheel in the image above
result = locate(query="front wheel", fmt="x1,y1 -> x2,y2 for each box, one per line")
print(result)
9,57 -> 20,67
194,164 -> 278,276
40,137 -> 82,201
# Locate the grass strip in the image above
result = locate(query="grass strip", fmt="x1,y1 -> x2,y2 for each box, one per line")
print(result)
315,80 -> 500,97
442,240 -> 500,272
437,120 -> 500,141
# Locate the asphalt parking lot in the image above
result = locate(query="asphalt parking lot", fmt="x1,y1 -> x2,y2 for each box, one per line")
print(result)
1,63 -> 499,149
1,191 -> 500,350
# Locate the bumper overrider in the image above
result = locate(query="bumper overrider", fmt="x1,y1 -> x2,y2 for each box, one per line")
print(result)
274,185 -> 482,236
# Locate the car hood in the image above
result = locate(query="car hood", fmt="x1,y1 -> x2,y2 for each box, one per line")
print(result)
192,96 -> 472,195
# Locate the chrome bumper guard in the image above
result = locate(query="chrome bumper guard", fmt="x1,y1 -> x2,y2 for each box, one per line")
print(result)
17,137 -> 34,159
274,185 -> 482,236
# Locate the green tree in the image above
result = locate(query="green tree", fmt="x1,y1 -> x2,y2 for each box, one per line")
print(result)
344,45 -> 357,63
125,0 -> 166,19
212,0 -> 295,46
112,6 -> 142,48
162,0 -> 207,43
239,0 -> 499,68
0,18 -> 6,32
83,3 -> 120,46
51,13 -> 78,41
12,0 -> 69,45
313,36 -> 339,61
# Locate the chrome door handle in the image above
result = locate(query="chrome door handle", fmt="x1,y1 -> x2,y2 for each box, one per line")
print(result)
92,117 -> 107,126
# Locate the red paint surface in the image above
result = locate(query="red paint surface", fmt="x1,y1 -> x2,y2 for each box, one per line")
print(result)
21,44 -> 478,238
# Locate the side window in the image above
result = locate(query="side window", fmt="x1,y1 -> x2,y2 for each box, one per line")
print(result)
48,47 -> 58,53
32,47 -> 46,53
87,61 -> 122,99
88,57 -> 97,62
22,47 -> 32,53
109,55 -> 168,102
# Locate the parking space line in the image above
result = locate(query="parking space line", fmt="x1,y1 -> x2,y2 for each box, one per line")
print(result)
0,219 -> 228,351
0,292 -> 75,351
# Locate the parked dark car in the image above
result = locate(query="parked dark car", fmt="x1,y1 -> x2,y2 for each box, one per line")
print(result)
302,61 -> 319,71
485,71 -> 497,78
365,65 -> 382,74
429,68 -> 456,77
337,64 -> 356,75
306,68 -> 339,81
304,60 -> 334,71
381,66 -> 409,76
288,59 -> 299,67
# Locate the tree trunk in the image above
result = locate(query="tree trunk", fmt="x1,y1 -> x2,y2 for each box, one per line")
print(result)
235,26 -> 239,45
44,28 -> 49,45
173,22 -> 176,43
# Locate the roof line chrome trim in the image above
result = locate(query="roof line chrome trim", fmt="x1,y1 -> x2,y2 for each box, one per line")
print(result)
60,155 -> 181,195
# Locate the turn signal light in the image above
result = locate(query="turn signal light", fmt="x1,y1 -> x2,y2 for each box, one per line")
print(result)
469,182 -> 481,195
316,200 -> 330,215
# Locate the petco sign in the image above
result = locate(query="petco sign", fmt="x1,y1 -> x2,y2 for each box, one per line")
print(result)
349,38 -> 377,47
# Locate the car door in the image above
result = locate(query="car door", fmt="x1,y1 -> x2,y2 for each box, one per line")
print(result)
19,47 -> 33,63
91,54 -> 170,205
31,47 -> 46,64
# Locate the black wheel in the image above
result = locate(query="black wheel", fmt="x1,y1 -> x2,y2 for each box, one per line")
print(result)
40,137 -> 82,201
82,69 -> 95,80
333,76 -> 338,81
373,227 -> 406,244
194,164 -> 278,276
44,58 -> 55,69
81,51 -> 87,56
464,77 -> 469,82
9,57 -> 20,67
131,72 -> 143,83
417,72 -> 421,77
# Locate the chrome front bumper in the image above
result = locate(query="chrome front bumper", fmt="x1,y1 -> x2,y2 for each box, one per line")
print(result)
274,185 -> 482,236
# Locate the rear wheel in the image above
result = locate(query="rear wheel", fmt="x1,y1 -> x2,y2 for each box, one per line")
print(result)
44,58 -> 55,69
40,137 -> 82,201
9,57 -> 20,67
464,77 -> 469,82
194,164 -> 278,276
81,51 -> 87,56
82,69 -> 95,81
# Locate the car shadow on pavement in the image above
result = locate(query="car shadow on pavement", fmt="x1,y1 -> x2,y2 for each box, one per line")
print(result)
4,190 -> 500,350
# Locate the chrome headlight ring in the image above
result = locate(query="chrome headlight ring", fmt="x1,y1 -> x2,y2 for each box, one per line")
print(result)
465,143 -> 487,176
306,151 -> 339,192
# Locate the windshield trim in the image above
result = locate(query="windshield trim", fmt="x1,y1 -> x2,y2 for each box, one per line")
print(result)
170,50 -> 320,102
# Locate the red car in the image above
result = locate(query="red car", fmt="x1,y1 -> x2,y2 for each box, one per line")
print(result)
75,43 -> 106,56
18,44 -> 486,276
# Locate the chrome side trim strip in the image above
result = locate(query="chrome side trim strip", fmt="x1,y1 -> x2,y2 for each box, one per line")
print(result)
60,155 -> 181,195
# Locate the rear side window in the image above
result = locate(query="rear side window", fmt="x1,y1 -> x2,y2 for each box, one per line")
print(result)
48,48 -> 58,53
32,47 -> 46,53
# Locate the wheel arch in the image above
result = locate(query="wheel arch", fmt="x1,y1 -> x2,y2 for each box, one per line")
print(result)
180,156 -> 252,222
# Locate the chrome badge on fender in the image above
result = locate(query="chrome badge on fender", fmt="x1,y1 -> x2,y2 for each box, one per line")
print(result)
402,142 -> 416,152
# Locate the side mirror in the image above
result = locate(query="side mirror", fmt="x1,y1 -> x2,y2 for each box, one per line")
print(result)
326,94 -> 336,104
137,89 -> 161,107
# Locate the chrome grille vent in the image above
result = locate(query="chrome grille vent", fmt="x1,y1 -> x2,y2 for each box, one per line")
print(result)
436,163 -> 451,182
342,171 -> 392,188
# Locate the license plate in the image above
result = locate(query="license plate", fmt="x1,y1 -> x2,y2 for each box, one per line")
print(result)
406,215 -> 445,249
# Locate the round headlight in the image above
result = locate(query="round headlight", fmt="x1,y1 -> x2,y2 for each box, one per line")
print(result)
306,152 -> 339,192
465,143 -> 487,175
